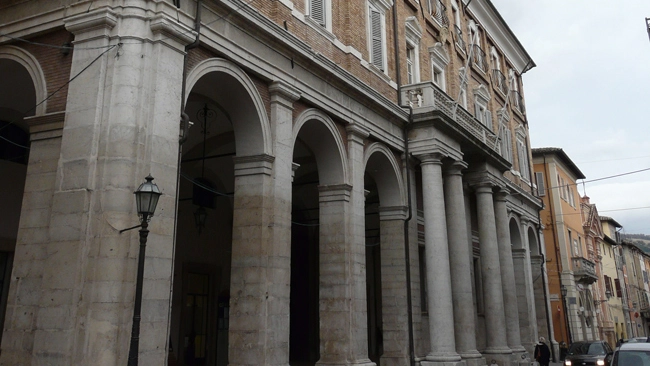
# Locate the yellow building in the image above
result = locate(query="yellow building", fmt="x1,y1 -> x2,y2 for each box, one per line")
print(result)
532,148 -> 599,344
599,216 -> 629,342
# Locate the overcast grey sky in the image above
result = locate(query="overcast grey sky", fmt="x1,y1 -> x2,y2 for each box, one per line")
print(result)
491,0 -> 650,235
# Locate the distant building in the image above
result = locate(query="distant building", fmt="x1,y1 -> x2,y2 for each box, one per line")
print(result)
532,148 -> 600,343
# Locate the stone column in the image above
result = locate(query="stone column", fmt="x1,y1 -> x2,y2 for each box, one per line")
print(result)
268,81 -> 300,364
443,161 -> 484,366
474,183 -> 511,357
514,218 -> 539,354
229,154 -> 277,366
419,154 -> 461,365
378,206 -> 410,366
494,191 -> 525,355
0,5 -> 194,365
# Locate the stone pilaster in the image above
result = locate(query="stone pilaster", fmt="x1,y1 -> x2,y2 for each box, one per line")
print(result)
378,206 -> 410,366
493,191 -> 526,356
267,81 -> 300,365
343,124 -> 374,366
514,217 -> 539,354
0,4 -> 195,365
444,161 -> 484,366
419,153 -> 461,365
229,155 -> 277,365
317,184 -> 372,366
473,182 -> 511,361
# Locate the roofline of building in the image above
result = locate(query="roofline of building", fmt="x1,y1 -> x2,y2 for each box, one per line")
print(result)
531,147 -> 586,180
469,0 -> 536,74
599,216 -> 623,228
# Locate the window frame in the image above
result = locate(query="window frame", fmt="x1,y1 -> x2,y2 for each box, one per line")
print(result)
306,0 -> 332,32
429,42 -> 449,91
367,0 -> 392,73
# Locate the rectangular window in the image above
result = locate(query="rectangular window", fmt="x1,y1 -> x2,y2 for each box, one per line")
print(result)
407,46 -> 414,84
536,171 -> 546,196
615,278 -> 622,298
369,5 -> 384,71
419,245 -> 427,313
310,0 -> 326,26
499,125 -> 512,162
474,103 -> 492,130
517,138 -> 530,180
604,275 -> 613,297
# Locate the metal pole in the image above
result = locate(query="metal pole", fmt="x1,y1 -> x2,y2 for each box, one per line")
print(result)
127,215 -> 149,366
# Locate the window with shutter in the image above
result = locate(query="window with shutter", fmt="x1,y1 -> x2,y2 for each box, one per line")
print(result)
536,171 -> 545,196
369,7 -> 384,70
310,0 -> 326,26
615,278 -> 622,298
604,275 -> 613,296
485,109 -> 493,130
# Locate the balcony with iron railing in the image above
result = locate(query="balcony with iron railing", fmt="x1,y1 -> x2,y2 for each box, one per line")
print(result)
572,257 -> 598,284
430,0 -> 449,28
454,25 -> 466,53
492,69 -> 508,96
471,44 -> 487,73
511,90 -> 525,114
400,82 -> 500,156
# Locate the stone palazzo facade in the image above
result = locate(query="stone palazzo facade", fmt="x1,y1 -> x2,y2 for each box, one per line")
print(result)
0,0 -> 552,365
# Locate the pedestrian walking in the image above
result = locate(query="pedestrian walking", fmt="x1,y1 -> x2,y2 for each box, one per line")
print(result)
535,337 -> 551,366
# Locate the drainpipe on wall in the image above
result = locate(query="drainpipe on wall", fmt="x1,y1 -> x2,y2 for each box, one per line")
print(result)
393,2 -> 416,365
167,0 -> 203,358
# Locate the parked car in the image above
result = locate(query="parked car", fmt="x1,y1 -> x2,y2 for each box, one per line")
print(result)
610,342 -> 650,366
626,338 -> 650,344
565,341 -> 614,366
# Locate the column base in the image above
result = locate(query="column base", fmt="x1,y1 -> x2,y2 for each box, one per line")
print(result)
462,355 -> 487,366
316,360 -> 376,366
421,360 -> 466,366
483,353 -> 514,366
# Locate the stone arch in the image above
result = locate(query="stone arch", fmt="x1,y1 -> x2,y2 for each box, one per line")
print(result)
509,216 -> 523,249
0,45 -> 47,118
364,142 -> 405,207
293,108 -> 348,185
185,58 -> 271,157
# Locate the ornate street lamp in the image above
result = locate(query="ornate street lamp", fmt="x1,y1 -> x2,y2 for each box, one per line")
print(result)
560,285 -> 572,344
126,175 -> 162,366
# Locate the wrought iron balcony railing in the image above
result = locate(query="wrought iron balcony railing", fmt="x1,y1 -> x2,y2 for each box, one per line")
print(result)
511,90 -> 525,114
572,257 -> 598,284
400,82 -> 499,154
430,0 -> 449,27
492,69 -> 508,96
471,44 -> 487,73
454,25 -> 466,53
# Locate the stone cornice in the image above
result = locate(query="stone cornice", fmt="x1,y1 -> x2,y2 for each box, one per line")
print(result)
378,206 -> 408,221
233,154 -> 275,177
318,184 -> 353,202
269,81 -> 301,104
150,14 -> 197,48
64,8 -> 117,39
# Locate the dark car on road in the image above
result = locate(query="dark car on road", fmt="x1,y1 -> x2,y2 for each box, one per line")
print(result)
565,341 -> 614,366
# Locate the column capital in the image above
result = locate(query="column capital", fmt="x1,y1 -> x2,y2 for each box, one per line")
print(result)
318,184 -> 352,203
378,206 -> 408,221
269,81 -> 301,106
64,8 -> 117,39
233,154 -> 275,177
494,188 -> 510,202
346,124 -> 370,144
417,152 -> 445,165
443,159 -> 468,176
466,170 -> 506,191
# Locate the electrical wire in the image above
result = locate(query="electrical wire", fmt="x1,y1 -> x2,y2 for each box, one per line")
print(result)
0,44 -> 120,143
538,167 -> 650,195
0,32 -> 115,50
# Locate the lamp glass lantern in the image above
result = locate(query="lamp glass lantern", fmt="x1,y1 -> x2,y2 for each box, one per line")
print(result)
561,285 -> 567,297
135,175 -> 162,222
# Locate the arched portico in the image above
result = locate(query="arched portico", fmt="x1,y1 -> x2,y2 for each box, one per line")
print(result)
171,58 -> 273,366
0,45 -> 43,351
511,216 -> 538,353
363,143 -> 408,365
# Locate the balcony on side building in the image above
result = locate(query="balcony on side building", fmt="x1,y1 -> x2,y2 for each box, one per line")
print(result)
400,82 -> 508,167
471,44 -> 488,73
572,257 -> 598,284
430,0 -> 449,28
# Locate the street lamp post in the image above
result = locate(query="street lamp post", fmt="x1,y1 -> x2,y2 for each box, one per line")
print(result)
126,175 -> 162,366
561,285 -> 573,345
